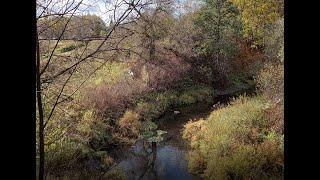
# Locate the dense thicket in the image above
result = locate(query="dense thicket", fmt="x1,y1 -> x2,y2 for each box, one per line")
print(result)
182,0 -> 284,179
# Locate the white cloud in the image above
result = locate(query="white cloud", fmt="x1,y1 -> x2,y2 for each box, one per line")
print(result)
38,0 -> 192,23
37,0 -> 131,23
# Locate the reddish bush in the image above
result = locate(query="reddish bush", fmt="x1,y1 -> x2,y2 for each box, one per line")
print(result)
85,77 -> 149,118
232,40 -> 265,76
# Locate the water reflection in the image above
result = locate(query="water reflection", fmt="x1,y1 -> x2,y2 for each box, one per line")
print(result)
114,103 -> 214,180
115,139 -> 197,180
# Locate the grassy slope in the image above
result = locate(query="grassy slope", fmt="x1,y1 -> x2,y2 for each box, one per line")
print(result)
183,95 -> 284,179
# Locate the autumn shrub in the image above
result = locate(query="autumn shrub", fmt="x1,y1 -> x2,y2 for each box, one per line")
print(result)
39,40 -> 51,55
85,69 -> 149,118
256,17 -> 284,104
232,40 -> 265,73
44,140 -> 83,175
264,18 -> 284,63
145,57 -> 189,90
45,148 -> 116,179
40,60 -> 148,177
255,62 -> 284,134
264,102 -> 284,134
77,109 -> 114,150
256,62 -> 284,103
256,16 -> 284,134
183,119 -> 206,149
84,56 -> 199,121
81,60 -> 195,147
118,110 -> 141,138
83,60 -> 186,119
43,107 -> 115,177
44,137 -> 114,177
183,96 -> 284,179
228,39 -> 265,92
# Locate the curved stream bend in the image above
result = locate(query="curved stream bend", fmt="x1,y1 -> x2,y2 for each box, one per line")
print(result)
114,91 -> 243,180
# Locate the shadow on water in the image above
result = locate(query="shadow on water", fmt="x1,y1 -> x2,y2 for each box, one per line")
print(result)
113,89 -> 253,180
113,104 -> 210,180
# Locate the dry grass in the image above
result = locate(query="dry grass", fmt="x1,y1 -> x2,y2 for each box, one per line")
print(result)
182,96 -> 284,179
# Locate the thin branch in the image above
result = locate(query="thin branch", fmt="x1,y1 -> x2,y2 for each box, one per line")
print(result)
44,67 -> 76,129
39,0 -> 84,76
41,1 -> 140,84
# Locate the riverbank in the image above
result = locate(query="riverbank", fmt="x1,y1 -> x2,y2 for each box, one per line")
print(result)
182,95 -> 284,179
44,85 -> 256,180
110,102 -> 212,180
104,86 -> 256,180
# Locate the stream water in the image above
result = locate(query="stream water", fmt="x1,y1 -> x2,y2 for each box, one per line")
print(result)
109,86 -> 249,180
111,88 -> 257,180
112,102 -> 213,180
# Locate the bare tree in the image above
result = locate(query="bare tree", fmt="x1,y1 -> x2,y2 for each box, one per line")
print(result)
35,0 -> 153,179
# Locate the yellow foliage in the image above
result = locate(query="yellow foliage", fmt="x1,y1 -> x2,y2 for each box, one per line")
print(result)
182,96 -> 284,179
118,110 -> 141,138
230,0 -> 283,46
183,119 -> 206,148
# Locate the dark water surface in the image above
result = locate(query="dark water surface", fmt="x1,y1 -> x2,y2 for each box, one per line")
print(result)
113,90 -> 248,180
114,102 -> 215,180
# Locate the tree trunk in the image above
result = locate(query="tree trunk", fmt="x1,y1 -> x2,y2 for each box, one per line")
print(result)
151,142 -> 157,166
36,34 -> 45,180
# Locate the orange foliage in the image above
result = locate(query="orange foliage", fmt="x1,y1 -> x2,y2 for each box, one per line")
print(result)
233,40 -> 265,75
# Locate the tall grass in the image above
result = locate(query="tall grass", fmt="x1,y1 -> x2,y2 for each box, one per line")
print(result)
183,96 -> 284,179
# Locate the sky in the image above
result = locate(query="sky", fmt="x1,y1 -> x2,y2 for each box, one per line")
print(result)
37,0 -> 202,23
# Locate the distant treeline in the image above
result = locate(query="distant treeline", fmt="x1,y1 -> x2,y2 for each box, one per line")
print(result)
38,15 -> 107,40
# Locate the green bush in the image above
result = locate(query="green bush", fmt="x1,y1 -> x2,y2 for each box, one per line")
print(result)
134,86 -> 214,121
139,120 -> 158,140
177,86 -> 214,105
43,107 -> 115,176
183,96 -> 284,179
229,73 -> 255,90
134,91 -> 176,121
45,140 -> 83,174
59,44 -> 78,53
179,93 -> 197,105
135,101 -> 161,121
